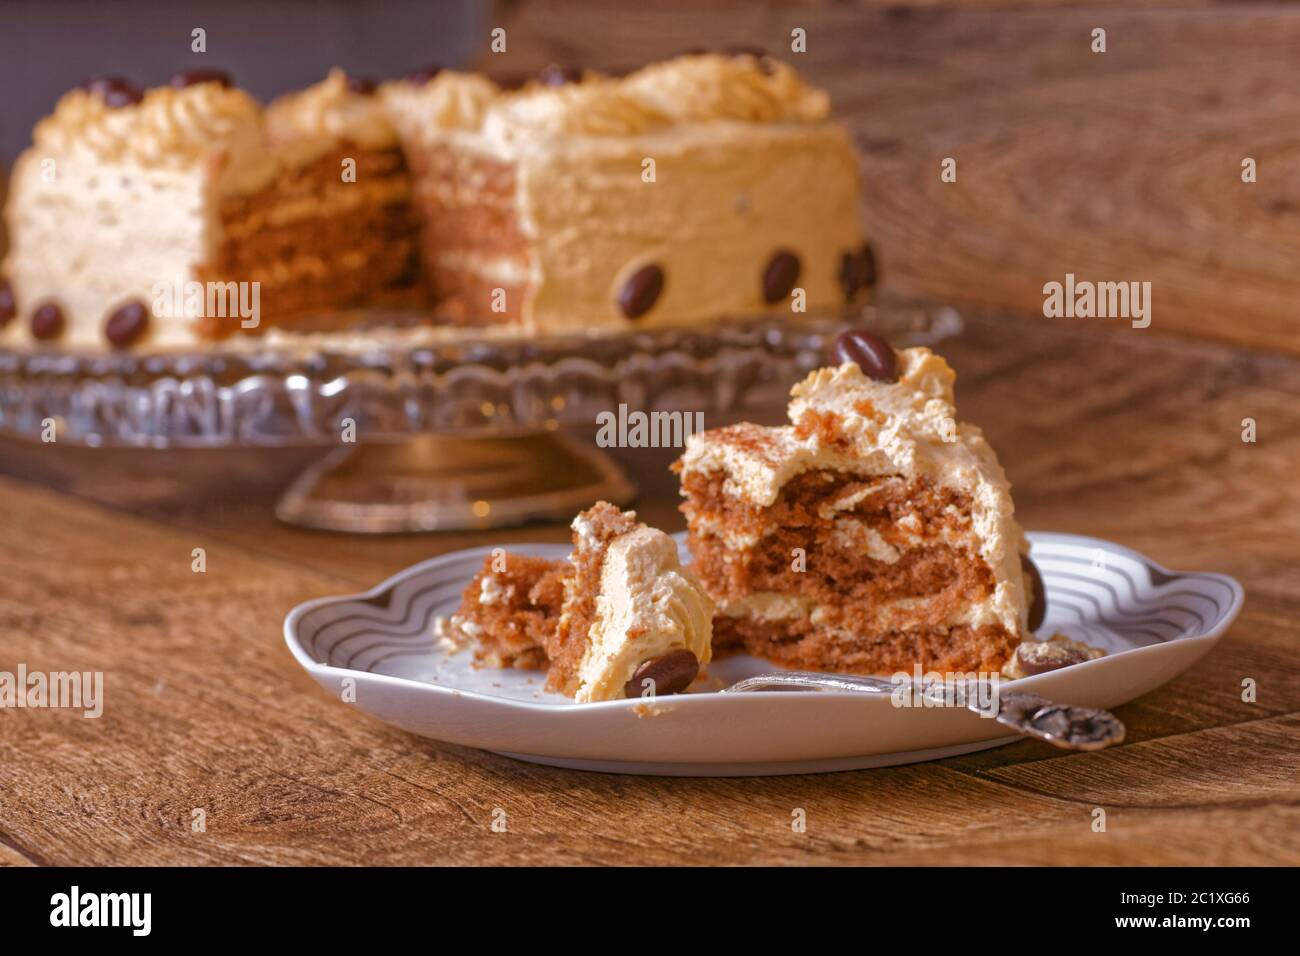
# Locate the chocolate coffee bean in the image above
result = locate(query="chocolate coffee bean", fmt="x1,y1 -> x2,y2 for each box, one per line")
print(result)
0,277 -> 15,328
489,72 -> 531,91
30,303 -> 65,341
839,242 -> 878,300
104,300 -> 150,348
83,75 -> 143,107
726,46 -> 774,74
169,69 -> 233,90
81,74 -> 123,93
617,264 -> 664,320
537,64 -> 583,86
103,85 -> 144,108
762,250 -> 801,303
832,329 -> 896,382
346,75 -> 378,95
1015,641 -> 1089,677
624,649 -> 699,698
1021,553 -> 1047,632
404,65 -> 443,85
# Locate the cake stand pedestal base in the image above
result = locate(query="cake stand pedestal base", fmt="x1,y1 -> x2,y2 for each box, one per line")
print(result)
274,433 -> 635,533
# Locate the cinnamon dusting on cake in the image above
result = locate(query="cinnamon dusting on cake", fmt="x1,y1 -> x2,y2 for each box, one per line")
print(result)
793,409 -> 842,444
675,346 -> 1030,675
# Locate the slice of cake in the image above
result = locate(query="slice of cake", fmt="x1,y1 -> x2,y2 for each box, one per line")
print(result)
383,53 -> 875,331
445,552 -> 568,670
1,70 -> 418,349
676,330 -> 1037,676
546,502 -> 715,702
445,502 -> 714,702
261,69 -> 420,320
379,68 -> 505,324
3,73 -> 271,347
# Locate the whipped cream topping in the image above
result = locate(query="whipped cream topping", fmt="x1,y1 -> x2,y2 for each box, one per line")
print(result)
481,80 -> 669,144
679,348 -> 1029,636
386,53 -> 831,154
30,89 -> 112,153
379,71 -> 501,146
682,350 -> 995,507
35,83 -> 268,173
621,54 -> 830,124
575,526 -> 715,703
789,348 -> 978,487
266,69 -> 398,150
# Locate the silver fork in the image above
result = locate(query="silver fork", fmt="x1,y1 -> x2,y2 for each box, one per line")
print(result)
722,672 -> 1125,751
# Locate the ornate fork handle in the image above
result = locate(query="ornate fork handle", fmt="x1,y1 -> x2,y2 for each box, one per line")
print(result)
722,672 -> 1125,752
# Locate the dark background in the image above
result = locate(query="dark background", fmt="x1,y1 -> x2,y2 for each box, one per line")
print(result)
0,0 -> 485,165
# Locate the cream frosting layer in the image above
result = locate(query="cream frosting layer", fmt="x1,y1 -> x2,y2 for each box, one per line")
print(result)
477,54 -> 830,151
575,526 -> 715,703
379,72 -> 502,149
479,81 -> 668,146
32,84 -> 275,194
381,52 -> 865,332
3,81 -> 278,347
721,589 -> 1008,635
686,501 -> 988,565
266,69 -> 398,151
1,153 -> 219,348
622,54 -> 830,125
515,121 -> 862,331
386,54 -> 829,157
680,349 -> 1030,638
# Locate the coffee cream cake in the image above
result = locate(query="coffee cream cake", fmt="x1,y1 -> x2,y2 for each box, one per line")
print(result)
1,52 -> 874,349
0,70 -> 417,348
676,331 -> 1036,676
446,502 -> 714,702
377,52 -> 873,331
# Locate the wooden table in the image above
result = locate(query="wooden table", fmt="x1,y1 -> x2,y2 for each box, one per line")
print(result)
1,308 -> 1296,866
494,0 -> 1300,357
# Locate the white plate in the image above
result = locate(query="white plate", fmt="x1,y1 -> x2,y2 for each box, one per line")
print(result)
284,533 -> 1243,776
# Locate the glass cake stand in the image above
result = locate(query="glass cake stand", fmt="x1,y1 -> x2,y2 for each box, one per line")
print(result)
0,293 -> 961,531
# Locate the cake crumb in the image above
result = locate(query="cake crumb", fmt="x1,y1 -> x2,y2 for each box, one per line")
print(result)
632,700 -> 677,718
432,615 -> 468,654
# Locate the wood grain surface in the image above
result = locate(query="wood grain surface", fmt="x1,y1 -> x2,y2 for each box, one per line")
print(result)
486,0 -> 1300,354
1,0 -> 1298,866
1,307 -> 1297,866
